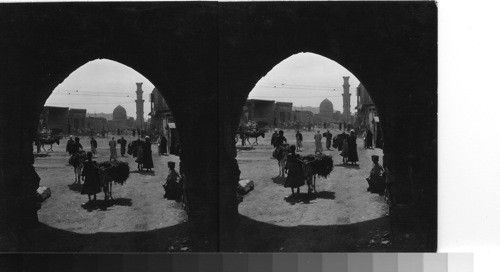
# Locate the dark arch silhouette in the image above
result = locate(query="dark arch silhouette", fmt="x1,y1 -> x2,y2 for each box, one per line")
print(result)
0,2 -> 437,251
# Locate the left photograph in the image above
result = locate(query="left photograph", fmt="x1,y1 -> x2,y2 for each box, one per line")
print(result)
0,2 -> 220,252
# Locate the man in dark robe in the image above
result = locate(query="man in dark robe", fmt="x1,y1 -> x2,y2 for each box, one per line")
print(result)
66,136 -> 75,156
142,136 -> 154,171
117,136 -> 127,157
347,130 -> 359,165
323,130 -> 333,150
159,134 -> 167,155
239,125 -> 246,146
271,129 -> 279,148
35,133 -> 41,154
365,129 -> 373,149
90,137 -> 97,156
275,130 -> 287,147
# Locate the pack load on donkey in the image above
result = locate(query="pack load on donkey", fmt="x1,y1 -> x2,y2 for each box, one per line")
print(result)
98,161 -> 130,201
300,153 -> 334,194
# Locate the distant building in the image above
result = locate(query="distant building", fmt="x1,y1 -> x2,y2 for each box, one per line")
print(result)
355,83 -> 382,148
87,116 -> 108,130
292,110 -> 314,124
313,98 -> 335,125
68,108 -> 86,132
113,105 -> 127,121
39,106 -> 69,132
149,87 -> 175,135
39,106 -> 87,133
275,102 -> 293,125
242,99 -> 275,127
108,105 -> 134,130
148,87 -> 178,154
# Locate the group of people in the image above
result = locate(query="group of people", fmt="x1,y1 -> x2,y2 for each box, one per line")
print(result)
337,130 -> 359,165
270,128 -> 383,196
270,129 -> 288,148
304,129 -> 360,165
129,136 -> 154,172
63,133 -> 186,205
66,136 -> 83,156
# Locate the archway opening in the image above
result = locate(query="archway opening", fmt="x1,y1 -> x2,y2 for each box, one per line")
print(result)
31,59 -> 187,251
233,52 -> 390,251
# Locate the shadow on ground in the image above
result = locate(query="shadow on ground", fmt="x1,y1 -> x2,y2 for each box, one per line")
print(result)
130,170 -> 156,176
80,198 -> 132,212
67,183 -> 82,192
271,176 -> 286,185
284,191 -> 336,205
334,163 -> 361,169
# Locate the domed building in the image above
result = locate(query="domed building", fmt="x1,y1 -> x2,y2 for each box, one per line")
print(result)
108,105 -> 134,130
319,98 -> 334,115
113,105 -> 127,121
314,98 -> 337,127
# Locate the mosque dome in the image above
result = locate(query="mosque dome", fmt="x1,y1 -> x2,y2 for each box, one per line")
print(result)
319,98 -> 334,115
113,105 -> 127,120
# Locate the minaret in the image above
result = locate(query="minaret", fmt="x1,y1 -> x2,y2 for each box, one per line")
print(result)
342,76 -> 351,123
135,82 -> 145,129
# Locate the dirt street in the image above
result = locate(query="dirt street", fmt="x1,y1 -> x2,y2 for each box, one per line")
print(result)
23,129 -> 421,252
28,135 -> 188,252
232,128 -> 391,251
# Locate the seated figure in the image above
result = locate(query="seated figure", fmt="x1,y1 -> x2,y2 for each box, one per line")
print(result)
366,155 -> 385,195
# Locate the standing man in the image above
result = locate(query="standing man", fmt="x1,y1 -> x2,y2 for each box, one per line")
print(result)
314,130 -> 323,154
66,136 -> 75,156
295,130 -> 303,152
275,130 -> 287,147
90,137 -> 98,156
365,129 -> 373,149
142,136 -> 154,171
323,130 -> 333,150
70,137 -> 83,155
159,134 -> 167,155
35,133 -> 42,154
132,129 -> 136,138
117,136 -> 127,157
239,125 -> 246,146
347,129 -> 359,165
109,137 -> 118,161
271,129 -> 279,148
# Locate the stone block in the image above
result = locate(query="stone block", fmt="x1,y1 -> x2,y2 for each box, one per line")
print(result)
237,179 -> 254,195
36,186 -> 51,202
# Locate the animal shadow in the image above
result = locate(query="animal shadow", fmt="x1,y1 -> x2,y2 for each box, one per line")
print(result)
284,191 -> 336,205
334,163 -> 360,169
272,176 -> 286,185
81,197 -> 132,211
68,183 -> 82,192
130,170 -> 156,176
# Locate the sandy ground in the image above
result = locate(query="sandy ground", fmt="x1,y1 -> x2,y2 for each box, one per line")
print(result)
230,128 -> 393,251
23,129 -> 424,252
28,135 -> 188,252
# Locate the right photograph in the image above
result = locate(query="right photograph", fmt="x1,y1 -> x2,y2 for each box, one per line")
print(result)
217,1 -> 437,252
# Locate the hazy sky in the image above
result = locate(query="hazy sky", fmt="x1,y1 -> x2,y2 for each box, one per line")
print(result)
45,59 -> 155,117
249,52 -> 360,111
44,53 -> 361,116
